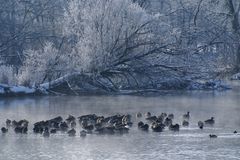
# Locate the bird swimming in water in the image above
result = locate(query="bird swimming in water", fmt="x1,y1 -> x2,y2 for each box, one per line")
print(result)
80,130 -> 87,137
205,117 -> 215,126
182,120 -> 189,127
145,112 -> 151,118
136,112 -> 142,118
209,134 -> 217,138
183,112 -> 190,120
198,121 -> 204,129
43,128 -> 50,137
1,127 -> 8,133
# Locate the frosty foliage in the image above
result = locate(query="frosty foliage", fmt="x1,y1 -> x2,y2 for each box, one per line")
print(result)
19,42 -> 69,85
16,0 -> 153,85
0,65 -> 17,85
0,0 -> 240,86
63,0 -> 152,72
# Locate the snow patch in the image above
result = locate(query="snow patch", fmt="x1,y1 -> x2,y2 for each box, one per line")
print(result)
10,86 -> 36,94
231,73 -> 240,80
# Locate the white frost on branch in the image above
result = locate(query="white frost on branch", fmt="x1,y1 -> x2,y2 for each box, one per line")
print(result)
63,0 -> 152,72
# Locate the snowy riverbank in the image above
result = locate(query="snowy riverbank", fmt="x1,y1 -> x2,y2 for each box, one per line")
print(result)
0,73 -> 231,97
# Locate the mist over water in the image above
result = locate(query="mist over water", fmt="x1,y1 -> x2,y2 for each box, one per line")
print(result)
0,90 -> 240,160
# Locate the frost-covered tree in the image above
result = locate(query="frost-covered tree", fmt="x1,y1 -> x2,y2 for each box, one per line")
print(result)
19,42 -> 69,85
0,0 -> 65,66
1,0 -> 240,88
63,0 -> 154,73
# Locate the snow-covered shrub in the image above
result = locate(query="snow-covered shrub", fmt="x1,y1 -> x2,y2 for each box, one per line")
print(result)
19,42 -> 70,85
0,65 -> 17,85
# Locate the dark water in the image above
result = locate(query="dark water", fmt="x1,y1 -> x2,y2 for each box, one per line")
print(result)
0,90 -> 240,160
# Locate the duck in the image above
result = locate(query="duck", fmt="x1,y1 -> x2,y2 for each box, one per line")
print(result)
80,119 -> 88,128
70,121 -> 77,128
19,120 -> 29,127
122,115 -> 132,126
14,126 -> 28,134
145,112 -> 151,118
168,114 -> 174,120
1,127 -> 8,133
233,131 -> 237,134
43,128 -> 50,137
96,117 -> 105,124
33,126 -> 44,134
204,117 -> 214,125
80,130 -> 87,137
182,120 -> 189,127
6,119 -> 11,127
138,121 -> 149,131
50,116 -> 63,123
78,114 -> 98,124
164,117 -> 172,126
151,122 -> 164,132
156,116 -> 164,123
138,121 -> 144,128
136,112 -> 142,118
94,123 -> 103,130
33,121 -> 46,134
50,129 -> 57,134
169,124 -> 180,132
68,129 -> 76,137
60,122 -> 69,131
198,121 -> 204,129
183,112 -> 190,120
22,127 -> 28,134
66,115 -> 76,123
12,120 -> 18,128
209,134 -> 217,138
160,113 -> 167,118
140,124 -> 149,131
83,124 -> 94,131
146,116 -> 158,122
51,121 -> 60,129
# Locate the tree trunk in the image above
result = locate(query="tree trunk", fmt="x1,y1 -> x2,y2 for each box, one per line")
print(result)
226,0 -> 240,71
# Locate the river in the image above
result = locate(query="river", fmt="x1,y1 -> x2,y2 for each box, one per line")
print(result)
0,89 -> 240,160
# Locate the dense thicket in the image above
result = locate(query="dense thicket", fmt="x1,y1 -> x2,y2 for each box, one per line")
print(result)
0,0 -> 239,87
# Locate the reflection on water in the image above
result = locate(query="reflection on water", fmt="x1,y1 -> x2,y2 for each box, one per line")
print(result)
0,90 -> 240,160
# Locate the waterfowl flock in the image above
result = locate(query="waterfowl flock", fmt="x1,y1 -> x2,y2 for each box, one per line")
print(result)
0,112 -> 236,138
